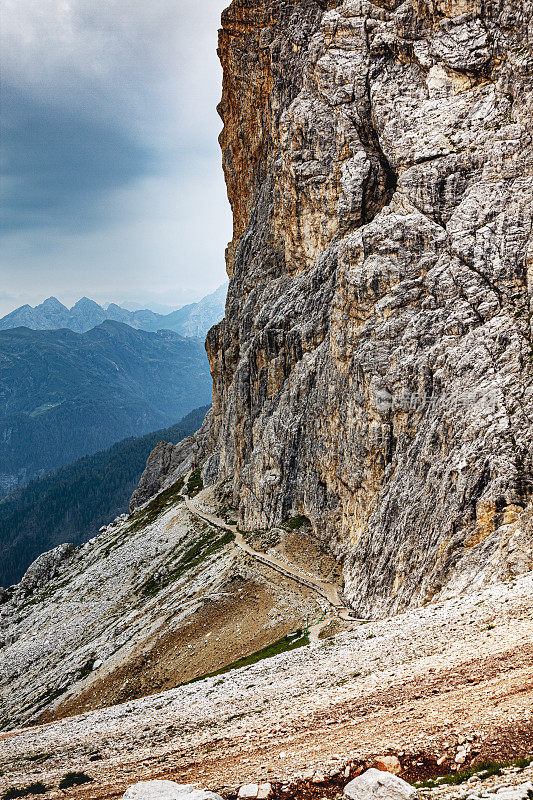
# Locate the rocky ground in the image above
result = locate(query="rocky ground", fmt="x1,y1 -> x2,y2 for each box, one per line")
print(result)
0,570 -> 531,800
0,483 -> 324,730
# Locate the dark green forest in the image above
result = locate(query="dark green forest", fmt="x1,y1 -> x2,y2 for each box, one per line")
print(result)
0,406 -> 208,587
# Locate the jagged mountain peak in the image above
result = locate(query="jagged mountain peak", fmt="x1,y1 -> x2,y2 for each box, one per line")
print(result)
38,296 -> 68,311
71,296 -> 103,310
0,285 -> 227,339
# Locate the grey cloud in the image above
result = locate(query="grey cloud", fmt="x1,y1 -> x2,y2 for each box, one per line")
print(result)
1,84 -> 154,232
0,0 -> 231,306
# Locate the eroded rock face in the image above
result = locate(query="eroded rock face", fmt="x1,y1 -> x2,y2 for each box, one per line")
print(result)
143,0 -> 533,616
130,440 -> 191,511
18,544 -> 75,595
130,411 -> 217,511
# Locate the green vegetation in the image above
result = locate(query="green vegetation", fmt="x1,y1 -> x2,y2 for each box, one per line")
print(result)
0,406 -> 208,587
416,757 -> 532,789
186,467 -> 204,496
2,784 -> 47,800
282,515 -> 311,531
183,630 -> 309,686
58,773 -> 93,790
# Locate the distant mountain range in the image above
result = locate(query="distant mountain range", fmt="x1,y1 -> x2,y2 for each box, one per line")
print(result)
0,406 -> 209,588
0,283 -> 227,339
0,321 -> 213,498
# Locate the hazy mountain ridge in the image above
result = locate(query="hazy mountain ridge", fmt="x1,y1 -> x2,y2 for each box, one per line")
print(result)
0,283 -> 227,339
0,321 -> 212,497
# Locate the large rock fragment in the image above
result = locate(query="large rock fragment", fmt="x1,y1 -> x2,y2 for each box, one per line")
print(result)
18,543 -> 75,594
130,410 -> 215,511
122,781 -> 223,800
374,756 -> 402,775
430,14 -> 490,71
238,785 -> 272,799
343,769 -> 417,800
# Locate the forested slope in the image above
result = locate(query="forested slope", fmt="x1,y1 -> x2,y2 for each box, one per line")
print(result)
0,406 -> 208,587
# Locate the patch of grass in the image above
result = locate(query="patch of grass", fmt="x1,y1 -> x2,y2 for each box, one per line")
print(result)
58,773 -> 93,790
478,764 -> 504,780
182,631 -> 309,687
186,468 -> 203,497
282,515 -> 311,531
416,757 -> 532,789
3,783 -> 47,799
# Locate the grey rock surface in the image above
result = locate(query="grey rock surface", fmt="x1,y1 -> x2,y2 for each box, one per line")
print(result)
344,769 -> 417,800
130,410 -> 216,511
122,782 -> 223,800
0,570 -> 531,793
130,440 -> 192,511
145,0 -> 533,617
458,784 -> 533,800
0,484 -> 319,729
17,543 -> 75,595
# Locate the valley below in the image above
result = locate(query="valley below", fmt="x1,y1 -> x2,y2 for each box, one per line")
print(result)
0,322 -> 212,498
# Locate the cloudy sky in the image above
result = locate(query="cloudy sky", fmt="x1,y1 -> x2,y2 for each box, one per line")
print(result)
0,0 -> 232,316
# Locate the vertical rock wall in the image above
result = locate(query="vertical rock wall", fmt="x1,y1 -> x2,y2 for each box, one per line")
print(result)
142,0 -> 533,616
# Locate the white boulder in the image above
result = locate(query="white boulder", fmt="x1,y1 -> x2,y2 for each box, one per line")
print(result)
122,782 -> 223,800
493,785 -> 533,800
238,786 -> 259,799
238,785 -> 272,800
343,769 -> 417,800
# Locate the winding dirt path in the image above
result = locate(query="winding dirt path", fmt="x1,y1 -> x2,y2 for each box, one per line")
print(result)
185,495 -> 364,624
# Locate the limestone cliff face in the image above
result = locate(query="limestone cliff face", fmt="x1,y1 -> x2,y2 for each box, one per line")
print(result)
141,0 -> 533,616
